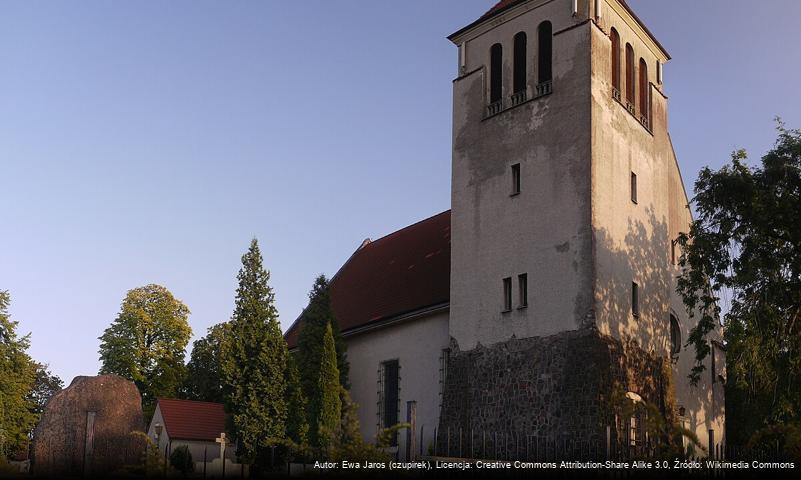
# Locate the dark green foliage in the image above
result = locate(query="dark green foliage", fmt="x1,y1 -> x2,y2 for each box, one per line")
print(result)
183,322 -> 228,403
169,445 -> 194,475
284,354 -> 308,447
0,290 -> 37,458
296,275 -> 349,446
316,322 -> 341,449
98,284 -> 192,417
27,363 -> 63,419
220,239 -> 288,463
677,121 -> 801,442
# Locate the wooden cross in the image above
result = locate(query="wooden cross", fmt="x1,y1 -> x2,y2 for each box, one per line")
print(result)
215,433 -> 228,460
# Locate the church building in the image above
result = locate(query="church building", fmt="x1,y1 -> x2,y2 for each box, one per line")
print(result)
285,0 -> 725,460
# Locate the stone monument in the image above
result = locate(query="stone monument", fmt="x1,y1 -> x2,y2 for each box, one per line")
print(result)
31,374 -> 146,477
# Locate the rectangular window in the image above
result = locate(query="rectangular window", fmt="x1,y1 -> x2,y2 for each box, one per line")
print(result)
518,273 -> 528,308
711,343 -> 716,384
630,172 -> 638,204
379,360 -> 400,446
671,239 -> 677,265
439,348 -> 450,409
632,282 -> 640,317
629,416 -> 637,446
511,164 -> 521,195
503,277 -> 512,312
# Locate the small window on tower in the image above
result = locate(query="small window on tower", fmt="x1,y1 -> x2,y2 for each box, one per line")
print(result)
632,282 -> 640,318
671,238 -> 677,265
670,314 -> 681,355
502,277 -> 512,312
630,172 -> 638,204
518,273 -> 528,308
511,164 -> 521,195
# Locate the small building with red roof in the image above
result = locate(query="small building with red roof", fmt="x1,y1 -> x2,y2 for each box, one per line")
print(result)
147,398 -> 237,464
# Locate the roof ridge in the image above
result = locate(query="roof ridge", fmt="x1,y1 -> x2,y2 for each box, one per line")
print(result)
361,209 -> 450,249
157,398 -> 224,406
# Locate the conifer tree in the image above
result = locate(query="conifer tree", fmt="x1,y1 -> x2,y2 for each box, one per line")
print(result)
296,275 -> 348,446
0,290 -> 37,457
284,355 -> 308,447
220,239 -> 288,463
316,322 -> 341,449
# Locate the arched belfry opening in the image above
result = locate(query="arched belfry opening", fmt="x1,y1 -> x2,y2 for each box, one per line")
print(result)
537,21 -> 553,85
490,43 -> 503,104
513,32 -> 527,96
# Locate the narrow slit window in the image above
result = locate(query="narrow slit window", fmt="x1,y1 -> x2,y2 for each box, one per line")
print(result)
671,238 -> 677,265
711,343 -> 716,384
380,360 -> 400,446
518,273 -> 528,308
511,163 -> 521,195
632,282 -> 640,317
670,314 -> 681,355
503,277 -> 512,312
630,172 -> 638,204
629,416 -> 637,446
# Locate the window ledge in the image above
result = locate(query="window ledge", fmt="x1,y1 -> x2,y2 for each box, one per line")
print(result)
517,305 -> 528,310
612,88 -> 653,136
510,191 -> 520,197
484,82 -> 553,121
501,309 -> 512,314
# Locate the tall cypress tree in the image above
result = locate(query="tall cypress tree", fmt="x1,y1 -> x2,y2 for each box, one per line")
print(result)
284,354 -> 308,447
220,239 -> 288,463
296,275 -> 349,446
316,322 -> 341,450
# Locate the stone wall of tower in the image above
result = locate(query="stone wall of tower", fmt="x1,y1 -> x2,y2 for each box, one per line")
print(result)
437,328 -> 672,456
450,0 -> 595,351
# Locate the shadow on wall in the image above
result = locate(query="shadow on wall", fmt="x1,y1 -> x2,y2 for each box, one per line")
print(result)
594,208 -> 713,442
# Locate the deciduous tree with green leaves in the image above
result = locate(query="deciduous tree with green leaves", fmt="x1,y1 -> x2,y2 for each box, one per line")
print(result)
0,290 -> 37,458
296,275 -> 348,446
183,322 -> 228,403
27,363 -> 63,417
677,121 -> 801,443
98,284 -> 192,416
220,239 -> 288,464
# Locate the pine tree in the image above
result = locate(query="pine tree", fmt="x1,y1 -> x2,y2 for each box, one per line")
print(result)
0,290 -> 37,457
220,239 -> 288,463
296,275 -> 348,446
316,322 -> 341,450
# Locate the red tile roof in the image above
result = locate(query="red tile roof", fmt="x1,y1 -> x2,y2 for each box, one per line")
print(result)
285,210 -> 451,348
157,398 -> 227,442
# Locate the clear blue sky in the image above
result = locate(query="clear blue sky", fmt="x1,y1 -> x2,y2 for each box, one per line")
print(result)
2,1 -> 799,384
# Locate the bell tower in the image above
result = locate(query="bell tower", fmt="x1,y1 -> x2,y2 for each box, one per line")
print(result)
441,0 -> 724,454
448,0 -> 595,351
